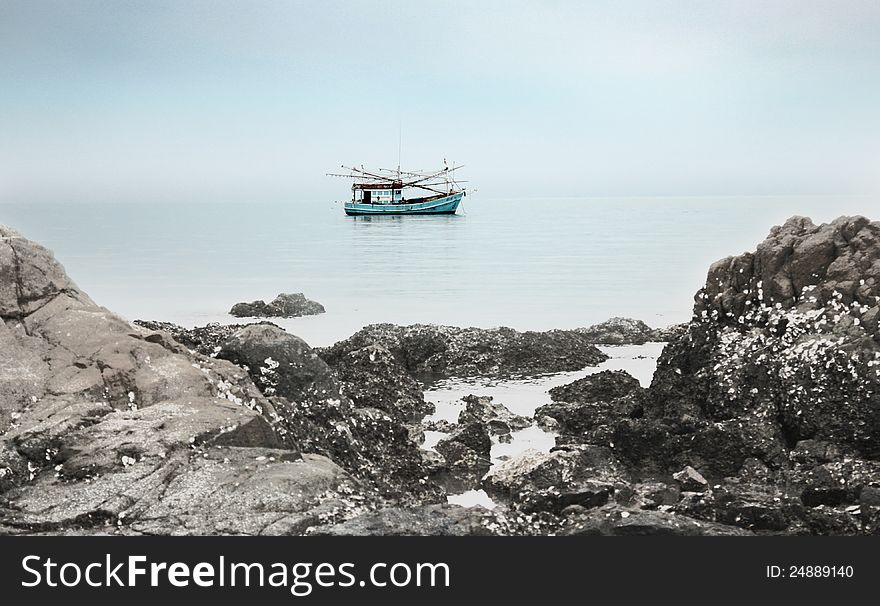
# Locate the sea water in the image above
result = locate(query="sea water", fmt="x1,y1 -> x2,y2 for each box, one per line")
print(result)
423,342 -> 665,507
1,195 -> 875,347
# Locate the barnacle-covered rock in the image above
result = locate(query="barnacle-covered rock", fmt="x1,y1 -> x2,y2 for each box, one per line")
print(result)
650,215 -> 880,462
318,323 -> 608,378
229,292 -> 325,318
321,342 -> 433,423
482,445 -> 625,513
457,394 -> 531,435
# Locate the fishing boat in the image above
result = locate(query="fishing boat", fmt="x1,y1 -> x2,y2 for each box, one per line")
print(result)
328,162 -> 466,216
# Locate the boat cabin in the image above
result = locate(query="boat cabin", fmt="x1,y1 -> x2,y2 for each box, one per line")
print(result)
352,182 -> 404,205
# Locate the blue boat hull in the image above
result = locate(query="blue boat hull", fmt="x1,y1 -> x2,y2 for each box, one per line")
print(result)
344,192 -> 463,216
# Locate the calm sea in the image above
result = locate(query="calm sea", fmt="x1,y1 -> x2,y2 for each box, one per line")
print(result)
1,195 -> 875,347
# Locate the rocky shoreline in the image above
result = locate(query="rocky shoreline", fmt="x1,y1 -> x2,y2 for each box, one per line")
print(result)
1,215 -> 878,535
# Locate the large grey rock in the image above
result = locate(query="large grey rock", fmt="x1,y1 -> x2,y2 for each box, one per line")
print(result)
3,449 -> 361,536
482,445 -> 625,513
0,225 -> 369,535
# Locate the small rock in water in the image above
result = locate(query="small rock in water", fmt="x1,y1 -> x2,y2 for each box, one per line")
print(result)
230,292 -> 325,318
457,394 -> 531,435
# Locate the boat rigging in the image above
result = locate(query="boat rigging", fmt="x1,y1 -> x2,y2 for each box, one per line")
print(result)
327,162 -> 467,216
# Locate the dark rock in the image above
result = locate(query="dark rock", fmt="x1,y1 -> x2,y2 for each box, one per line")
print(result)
790,440 -> 843,465
859,487 -> 880,534
457,395 -> 531,435
321,343 -> 432,422
544,216 -> 880,535
560,504 -> 589,517
575,318 -> 683,344
217,324 -> 343,403
548,370 -> 643,404
611,216 -> 880,511
536,415 -> 560,430
860,486 -> 880,507
650,216 -> 880,460
577,317 -> 657,344
443,423 -> 491,457
318,323 -> 608,379
230,292 -> 325,318
674,485 -> 804,533
609,416 -> 784,480
214,326 -> 439,501
787,456 -> 880,509
536,370 -> 645,439
673,480 -> 863,535
651,323 -> 688,342
0,225 -> 386,535
618,482 -> 682,509
515,481 -> 612,514
429,422 -> 492,494
435,423 -> 491,473
801,486 -> 848,507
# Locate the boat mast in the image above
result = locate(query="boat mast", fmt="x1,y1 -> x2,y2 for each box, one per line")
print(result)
397,121 -> 402,182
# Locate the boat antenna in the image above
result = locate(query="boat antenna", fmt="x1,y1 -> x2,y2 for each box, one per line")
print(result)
397,120 -> 402,180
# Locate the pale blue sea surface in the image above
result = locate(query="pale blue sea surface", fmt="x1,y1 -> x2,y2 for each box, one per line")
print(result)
1,195 -> 875,346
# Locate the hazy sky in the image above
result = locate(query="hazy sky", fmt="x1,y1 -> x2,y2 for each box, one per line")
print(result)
1,0 -> 879,202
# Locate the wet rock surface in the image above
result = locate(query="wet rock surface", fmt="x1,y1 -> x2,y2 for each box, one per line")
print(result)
229,292 -> 325,318
318,323 -> 608,378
